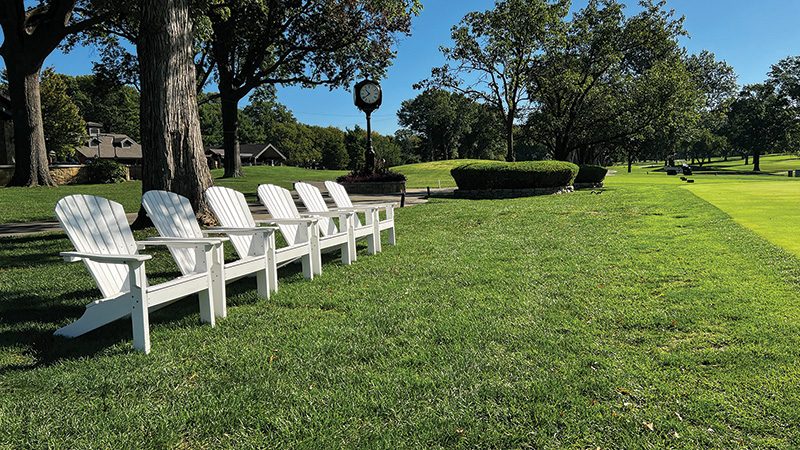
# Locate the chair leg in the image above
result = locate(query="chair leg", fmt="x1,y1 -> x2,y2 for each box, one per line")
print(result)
129,262 -> 151,354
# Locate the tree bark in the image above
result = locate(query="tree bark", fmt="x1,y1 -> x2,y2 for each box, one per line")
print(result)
135,0 -> 214,227
0,1 -> 64,187
5,65 -> 55,186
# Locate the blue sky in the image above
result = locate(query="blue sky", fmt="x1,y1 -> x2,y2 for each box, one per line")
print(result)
2,0 -> 800,135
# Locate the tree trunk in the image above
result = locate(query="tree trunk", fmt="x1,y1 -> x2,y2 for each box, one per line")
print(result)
753,150 -> 761,172
135,0 -> 215,227
0,3 -> 57,187
504,113 -> 515,162
5,65 -> 55,186
627,150 -> 633,173
220,90 -> 243,178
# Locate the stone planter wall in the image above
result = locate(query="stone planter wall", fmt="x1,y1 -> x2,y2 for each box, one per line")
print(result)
573,181 -> 604,189
454,185 -> 574,199
0,164 -> 138,185
340,181 -> 406,194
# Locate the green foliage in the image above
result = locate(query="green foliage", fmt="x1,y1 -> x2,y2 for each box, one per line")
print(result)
574,164 -> 608,183
451,160 -> 578,190
70,74 -> 140,141
336,168 -> 406,183
727,83 -> 795,171
40,68 -> 86,161
317,126 -> 349,170
84,159 -> 128,184
420,0 -> 567,162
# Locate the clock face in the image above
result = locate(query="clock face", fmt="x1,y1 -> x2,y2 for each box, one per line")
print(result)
359,83 -> 380,104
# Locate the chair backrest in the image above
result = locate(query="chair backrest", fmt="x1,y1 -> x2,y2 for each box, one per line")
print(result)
324,180 -> 361,227
141,190 -> 202,275
204,186 -> 257,259
55,194 -> 137,298
256,184 -> 302,245
295,182 -> 337,236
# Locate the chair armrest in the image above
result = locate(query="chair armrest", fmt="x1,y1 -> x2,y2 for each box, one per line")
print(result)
60,251 -> 151,264
138,237 -> 228,250
302,211 -> 355,218
337,203 -> 397,210
203,226 -> 278,236
255,218 -> 318,225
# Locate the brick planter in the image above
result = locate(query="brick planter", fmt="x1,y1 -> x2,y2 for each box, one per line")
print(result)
340,181 -> 406,194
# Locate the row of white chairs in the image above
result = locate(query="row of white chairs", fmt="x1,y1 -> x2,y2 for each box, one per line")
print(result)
53,181 -> 397,353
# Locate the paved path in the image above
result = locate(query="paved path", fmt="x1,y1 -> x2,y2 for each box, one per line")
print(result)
0,186 -> 454,237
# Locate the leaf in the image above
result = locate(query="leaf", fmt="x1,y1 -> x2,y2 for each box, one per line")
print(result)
643,422 -> 654,431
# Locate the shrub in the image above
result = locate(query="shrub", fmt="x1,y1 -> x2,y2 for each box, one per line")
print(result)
336,169 -> 407,183
450,160 -> 579,190
574,165 -> 608,183
85,159 -> 128,184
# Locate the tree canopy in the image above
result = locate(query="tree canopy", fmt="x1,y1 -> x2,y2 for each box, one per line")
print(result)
195,0 -> 422,177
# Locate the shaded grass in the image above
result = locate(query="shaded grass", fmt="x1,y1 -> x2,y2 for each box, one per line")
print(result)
2,183 -> 800,448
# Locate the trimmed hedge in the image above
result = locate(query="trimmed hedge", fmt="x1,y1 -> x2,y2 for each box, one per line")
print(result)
451,160 -> 579,190
85,159 -> 128,184
574,165 -> 608,183
336,169 -> 407,183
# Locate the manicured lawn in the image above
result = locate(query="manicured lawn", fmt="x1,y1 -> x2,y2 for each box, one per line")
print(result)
392,159 -> 479,188
2,176 -> 800,447
0,166 -> 347,223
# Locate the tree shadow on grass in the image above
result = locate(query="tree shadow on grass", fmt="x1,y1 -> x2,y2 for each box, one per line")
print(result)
0,233 -> 71,270
0,233 -> 367,371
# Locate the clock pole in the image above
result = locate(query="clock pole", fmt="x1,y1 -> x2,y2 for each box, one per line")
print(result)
353,79 -> 382,175
365,111 -> 376,174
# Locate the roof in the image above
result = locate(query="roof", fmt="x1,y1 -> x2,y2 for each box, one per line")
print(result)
75,133 -> 142,160
206,143 -> 286,161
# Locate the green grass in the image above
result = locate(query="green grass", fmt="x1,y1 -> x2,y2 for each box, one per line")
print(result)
0,160 -> 462,223
608,154 -> 800,259
392,159 -> 480,188
0,166 -> 347,223
2,179 -> 800,447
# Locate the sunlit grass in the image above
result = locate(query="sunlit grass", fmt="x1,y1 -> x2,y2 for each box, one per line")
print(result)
2,184 -> 800,447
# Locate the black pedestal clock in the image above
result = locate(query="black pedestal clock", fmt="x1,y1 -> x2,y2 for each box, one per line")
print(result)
353,79 -> 382,174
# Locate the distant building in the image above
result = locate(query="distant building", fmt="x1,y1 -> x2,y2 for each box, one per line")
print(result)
74,122 -> 142,164
0,90 -> 13,165
205,143 -> 287,167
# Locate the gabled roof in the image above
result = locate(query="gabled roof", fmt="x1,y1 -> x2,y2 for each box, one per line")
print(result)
205,143 -> 287,161
75,133 -> 142,160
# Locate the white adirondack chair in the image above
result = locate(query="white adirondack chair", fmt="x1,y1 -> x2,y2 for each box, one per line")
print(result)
204,186 -> 317,284
142,190 -> 277,309
257,183 -> 355,274
324,180 -> 396,249
54,194 -> 225,354
295,181 -> 381,255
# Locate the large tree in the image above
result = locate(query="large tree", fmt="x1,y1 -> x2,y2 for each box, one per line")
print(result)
397,89 -> 476,161
196,0 -> 421,178
727,83 -> 794,172
418,0 -> 568,162
525,0 -> 699,164
40,68 -> 86,161
0,0 -> 107,186
134,0 -> 214,226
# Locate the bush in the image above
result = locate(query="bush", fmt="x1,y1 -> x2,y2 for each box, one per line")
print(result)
450,160 -> 579,190
85,159 -> 128,184
574,165 -> 608,184
336,169 -> 407,183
